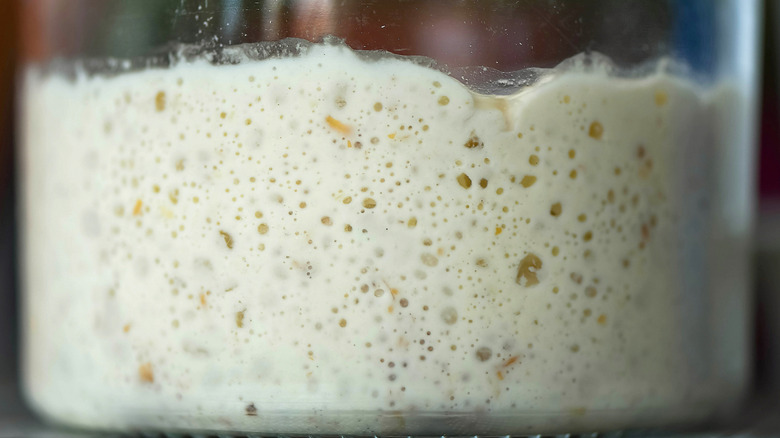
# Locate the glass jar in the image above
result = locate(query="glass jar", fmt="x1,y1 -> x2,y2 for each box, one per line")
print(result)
18,0 -> 761,435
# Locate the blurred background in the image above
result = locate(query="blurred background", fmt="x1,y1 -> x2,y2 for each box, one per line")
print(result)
0,0 -> 779,435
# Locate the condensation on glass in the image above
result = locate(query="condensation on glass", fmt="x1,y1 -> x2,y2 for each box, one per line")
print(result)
18,1 -> 760,435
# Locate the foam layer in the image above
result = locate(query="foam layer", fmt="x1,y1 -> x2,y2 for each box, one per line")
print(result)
20,42 -> 745,434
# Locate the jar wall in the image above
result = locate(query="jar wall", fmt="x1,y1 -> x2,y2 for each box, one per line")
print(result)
18,1 -> 761,435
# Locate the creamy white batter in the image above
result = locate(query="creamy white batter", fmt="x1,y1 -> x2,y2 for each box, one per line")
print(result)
20,43 -> 747,434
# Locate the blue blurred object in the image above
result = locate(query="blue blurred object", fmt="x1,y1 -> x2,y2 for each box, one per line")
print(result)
671,0 -> 717,75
